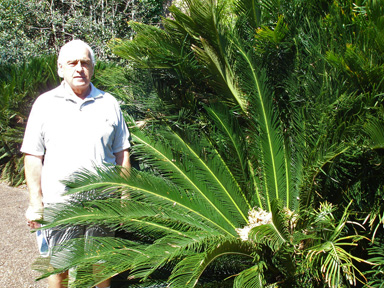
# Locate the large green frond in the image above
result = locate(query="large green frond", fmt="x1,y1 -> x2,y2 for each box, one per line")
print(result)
34,237 -> 144,288
167,238 -> 254,287
233,0 -> 262,29
363,116 -> 384,149
300,144 -> 351,210
61,167 -> 233,237
233,263 -> 266,288
306,240 -> 366,287
132,126 -> 249,231
170,128 -> 250,219
204,104 -> 252,207
130,232 -> 214,281
42,197 -> 211,238
235,40 -> 288,210
192,38 -> 247,112
111,24 -> 175,69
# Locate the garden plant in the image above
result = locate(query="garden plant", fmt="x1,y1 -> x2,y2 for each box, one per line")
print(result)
11,0 -> 384,287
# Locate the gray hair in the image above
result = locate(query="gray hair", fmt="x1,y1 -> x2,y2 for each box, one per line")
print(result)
57,39 -> 96,67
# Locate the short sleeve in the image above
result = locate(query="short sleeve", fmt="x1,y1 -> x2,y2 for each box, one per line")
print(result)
112,102 -> 131,154
20,97 -> 46,156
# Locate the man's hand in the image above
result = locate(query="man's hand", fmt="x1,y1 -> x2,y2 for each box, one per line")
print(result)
26,205 -> 43,229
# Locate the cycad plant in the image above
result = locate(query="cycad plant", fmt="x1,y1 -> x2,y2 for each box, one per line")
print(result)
37,0 -> 384,287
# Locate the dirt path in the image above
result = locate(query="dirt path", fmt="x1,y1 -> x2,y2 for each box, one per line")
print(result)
0,183 -> 47,287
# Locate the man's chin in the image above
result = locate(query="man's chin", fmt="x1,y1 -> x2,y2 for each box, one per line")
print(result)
69,81 -> 91,97
73,79 -> 89,85
72,81 -> 90,89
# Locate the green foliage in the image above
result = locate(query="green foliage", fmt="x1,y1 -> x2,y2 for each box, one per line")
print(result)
0,0 -> 166,65
304,202 -> 370,287
365,240 -> 384,287
92,62 -> 165,126
27,0 -> 384,287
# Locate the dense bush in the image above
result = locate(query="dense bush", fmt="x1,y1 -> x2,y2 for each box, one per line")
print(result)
0,0 -> 166,64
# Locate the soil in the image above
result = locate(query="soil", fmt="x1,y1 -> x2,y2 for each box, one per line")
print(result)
0,183 -> 48,287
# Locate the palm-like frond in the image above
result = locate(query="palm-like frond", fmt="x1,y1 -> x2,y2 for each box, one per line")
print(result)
130,232 -> 214,281
112,24 -> 175,69
306,239 -> 365,287
34,237 -> 145,288
233,0 -> 262,30
365,241 -> 384,288
233,263 -> 266,288
363,116 -> 384,149
236,50 -> 289,210
192,37 -> 248,112
192,19 -> 294,211
248,200 -> 289,251
304,202 -> 370,287
131,126 -> 250,231
59,167 -> 230,237
167,238 -> 254,288
204,104 -> 251,205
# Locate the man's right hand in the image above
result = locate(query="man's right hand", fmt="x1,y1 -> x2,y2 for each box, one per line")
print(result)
27,221 -> 41,229
25,205 -> 43,229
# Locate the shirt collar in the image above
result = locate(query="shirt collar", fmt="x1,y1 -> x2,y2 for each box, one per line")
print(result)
55,81 -> 104,102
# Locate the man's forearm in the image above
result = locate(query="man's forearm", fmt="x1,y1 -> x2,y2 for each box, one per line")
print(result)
115,149 -> 131,200
114,149 -> 131,169
24,154 -> 44,220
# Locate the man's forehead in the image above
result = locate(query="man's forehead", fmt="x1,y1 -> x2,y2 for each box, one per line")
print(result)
62,46 -> 91,61
65,56 -> 92,63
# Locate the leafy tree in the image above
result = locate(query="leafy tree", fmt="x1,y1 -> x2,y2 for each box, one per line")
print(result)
33,0 -> 384,287
0,0 -> 166,64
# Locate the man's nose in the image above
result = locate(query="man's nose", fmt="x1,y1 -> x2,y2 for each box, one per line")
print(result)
75,61 -> 83,71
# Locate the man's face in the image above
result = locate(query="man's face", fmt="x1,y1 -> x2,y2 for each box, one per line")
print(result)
58,46 -> 94,97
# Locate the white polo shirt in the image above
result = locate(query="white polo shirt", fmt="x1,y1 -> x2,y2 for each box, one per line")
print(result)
21,81 -> 131,205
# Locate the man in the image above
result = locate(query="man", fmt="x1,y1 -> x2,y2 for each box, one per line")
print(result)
21,39 -> 131,288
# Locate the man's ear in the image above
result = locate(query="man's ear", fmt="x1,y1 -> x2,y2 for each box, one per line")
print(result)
57,62 -> 64,78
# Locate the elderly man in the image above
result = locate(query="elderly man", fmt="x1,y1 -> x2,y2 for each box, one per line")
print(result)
21,40 -> 131,288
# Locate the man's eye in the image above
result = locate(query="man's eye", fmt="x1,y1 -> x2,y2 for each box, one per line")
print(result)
68,61 -> 78,66
81,60 -> 91,67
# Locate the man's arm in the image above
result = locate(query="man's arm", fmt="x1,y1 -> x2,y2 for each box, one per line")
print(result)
24,154 -> 44,229
114,149 -> 131,200
114,149 -> 131,169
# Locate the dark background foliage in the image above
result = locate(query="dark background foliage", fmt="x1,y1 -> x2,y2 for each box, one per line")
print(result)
0,0 -> 168,64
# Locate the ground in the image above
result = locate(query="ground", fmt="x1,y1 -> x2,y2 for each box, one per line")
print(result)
0,183 -> 47,287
